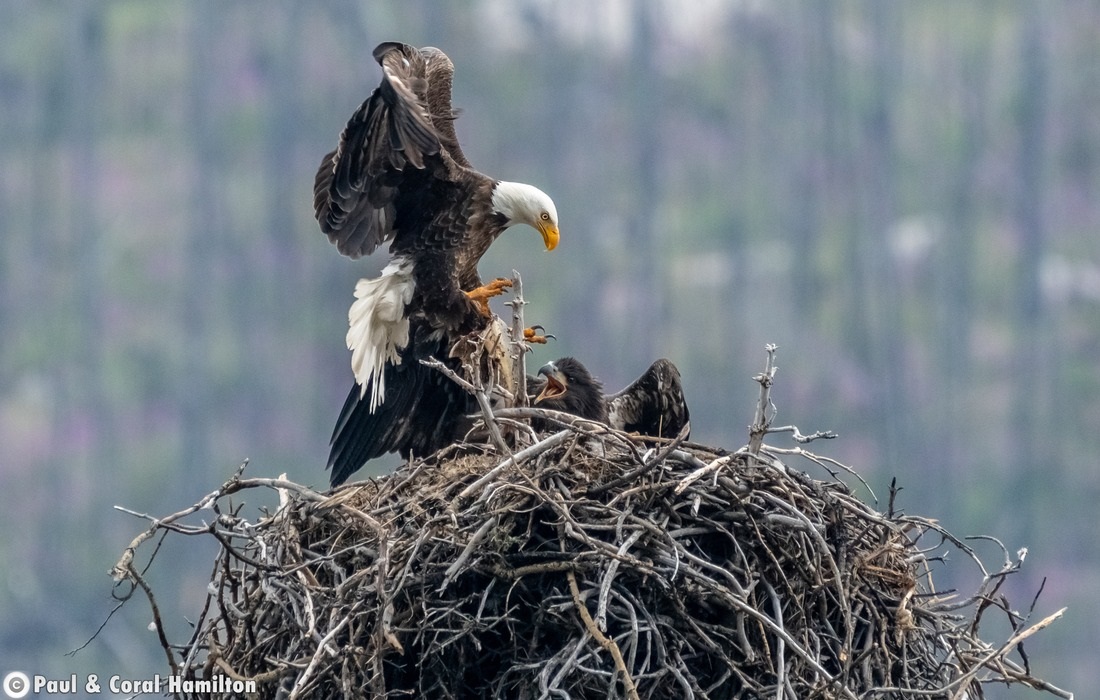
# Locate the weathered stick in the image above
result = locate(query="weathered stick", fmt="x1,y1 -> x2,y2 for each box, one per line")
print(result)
748,344 -> 779,455
507,269 -> 529,409
567,569 -> 641,700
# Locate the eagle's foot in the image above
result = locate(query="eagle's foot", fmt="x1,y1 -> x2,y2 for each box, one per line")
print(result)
524,325 -> 555,344
465,278 -> 513,315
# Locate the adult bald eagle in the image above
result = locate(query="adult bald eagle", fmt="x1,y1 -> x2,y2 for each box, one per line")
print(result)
317,42 -> 560,487
534,357 -> 691,439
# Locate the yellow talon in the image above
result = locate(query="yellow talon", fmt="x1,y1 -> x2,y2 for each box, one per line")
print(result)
524,325 -> 554,344
465,278 -> 513,315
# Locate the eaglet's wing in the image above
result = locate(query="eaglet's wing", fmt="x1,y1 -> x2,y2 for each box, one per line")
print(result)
313,42 -> 468,258
606,359 -> 691,440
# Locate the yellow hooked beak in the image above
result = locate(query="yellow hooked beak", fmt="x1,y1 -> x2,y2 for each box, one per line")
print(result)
538,222 -> 560,251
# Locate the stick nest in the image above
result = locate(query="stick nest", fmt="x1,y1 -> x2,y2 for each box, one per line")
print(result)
112,423 -> 1069,699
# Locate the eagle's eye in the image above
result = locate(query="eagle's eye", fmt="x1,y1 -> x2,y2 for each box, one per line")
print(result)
540,212 -> 551,221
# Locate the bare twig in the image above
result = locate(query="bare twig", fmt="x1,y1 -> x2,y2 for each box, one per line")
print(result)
567,569 -> 641,700
674,455 -> 733,495
765,425 -> 838,443
587,423 -> 691,497
422,355 -> 512,456
455,429 -> 571,501
419,356 -> 478,393
748,344 -> 779,455
506,269 -> 529,409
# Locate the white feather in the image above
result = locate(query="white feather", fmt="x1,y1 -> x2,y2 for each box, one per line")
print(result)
346,256 -> 416,412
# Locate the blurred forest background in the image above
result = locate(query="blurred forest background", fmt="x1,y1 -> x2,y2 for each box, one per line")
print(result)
1,0 -> 1097,695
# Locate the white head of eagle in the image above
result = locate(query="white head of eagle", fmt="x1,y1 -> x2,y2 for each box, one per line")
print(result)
492,181 -> 559,251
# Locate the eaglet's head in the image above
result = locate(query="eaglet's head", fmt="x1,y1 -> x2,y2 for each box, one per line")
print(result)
492,181 -> 559,251
534,357 -> 606,422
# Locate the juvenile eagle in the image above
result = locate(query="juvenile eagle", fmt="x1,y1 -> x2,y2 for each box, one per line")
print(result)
534,357 -> 691,439
317,42 -> 559,487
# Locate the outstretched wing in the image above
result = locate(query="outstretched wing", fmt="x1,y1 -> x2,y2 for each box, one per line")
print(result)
606,359 -> 691,439
314,42 -> 468,258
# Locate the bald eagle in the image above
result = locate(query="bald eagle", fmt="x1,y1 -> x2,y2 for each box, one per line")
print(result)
317,42 -> 560,487
534,357 -> 691,439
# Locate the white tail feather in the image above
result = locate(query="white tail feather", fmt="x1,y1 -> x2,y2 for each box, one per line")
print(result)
346,257 -> 416,412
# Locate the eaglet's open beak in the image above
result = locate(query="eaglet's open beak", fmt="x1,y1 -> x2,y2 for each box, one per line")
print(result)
538,222 -> 559,251
535,363 -> 567,403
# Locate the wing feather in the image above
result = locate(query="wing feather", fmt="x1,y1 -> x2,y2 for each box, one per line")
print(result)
314,42 -> 472,259
420,46 -> 471,169
607,359 -> 691,439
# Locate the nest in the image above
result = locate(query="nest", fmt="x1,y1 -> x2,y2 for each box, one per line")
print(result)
110,335 -> 1068,699
111,407 -> 1070,699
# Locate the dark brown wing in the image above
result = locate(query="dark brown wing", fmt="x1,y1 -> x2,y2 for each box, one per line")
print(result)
419,46 -> 471,170
314,42 -> 468,258
606,359 -> 691,439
